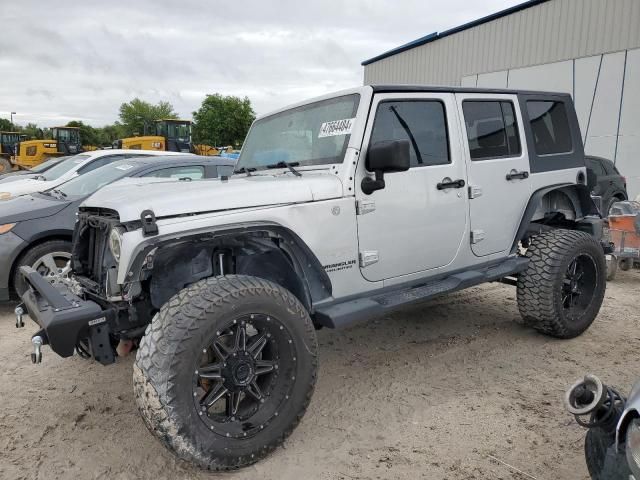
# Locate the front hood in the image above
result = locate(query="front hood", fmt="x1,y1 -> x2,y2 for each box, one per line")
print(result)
82,173 -> 343,222
0,172 -> 34,182
0,178 -> 61,199
0,193 -> 70,223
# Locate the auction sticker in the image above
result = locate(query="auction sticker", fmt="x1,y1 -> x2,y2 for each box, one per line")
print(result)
318,118 -> 355,138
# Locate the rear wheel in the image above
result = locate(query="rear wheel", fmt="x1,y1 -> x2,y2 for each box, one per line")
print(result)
13,240 -> 72,297
517,229 -> 606,338
134,275 -> 318,470
619,258 -> 633,271
604,195 -> 624,217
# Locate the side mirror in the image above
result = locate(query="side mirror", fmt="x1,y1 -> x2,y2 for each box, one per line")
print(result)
362,140 -> 410,195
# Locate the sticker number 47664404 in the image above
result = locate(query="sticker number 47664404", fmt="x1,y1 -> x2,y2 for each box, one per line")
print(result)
318,118 -> 355,138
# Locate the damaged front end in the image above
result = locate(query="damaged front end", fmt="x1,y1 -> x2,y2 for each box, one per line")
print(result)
17,208 -> 154,365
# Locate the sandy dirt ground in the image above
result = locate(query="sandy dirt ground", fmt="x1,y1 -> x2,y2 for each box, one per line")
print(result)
1,269 -> 639,480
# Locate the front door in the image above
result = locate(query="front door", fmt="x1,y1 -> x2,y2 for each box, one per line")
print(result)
455,94 -> 532,257
356,93 -> 468,282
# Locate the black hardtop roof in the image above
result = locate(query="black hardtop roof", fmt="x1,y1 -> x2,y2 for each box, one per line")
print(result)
370,84 -> 572,98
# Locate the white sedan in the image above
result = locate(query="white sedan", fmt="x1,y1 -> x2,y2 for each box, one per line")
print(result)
0,149 -> 191,200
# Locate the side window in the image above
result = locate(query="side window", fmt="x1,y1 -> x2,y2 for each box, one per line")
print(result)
526,101 -> 572,155
77,155 -> 126,174
588,158 -> 606,176
462,101 -> 521,160
146,165 -> 205,180
369,100 -> 450,167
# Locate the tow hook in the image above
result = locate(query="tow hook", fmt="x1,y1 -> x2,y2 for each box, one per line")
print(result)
31,336 -> 43,364
15,304 -> 25,328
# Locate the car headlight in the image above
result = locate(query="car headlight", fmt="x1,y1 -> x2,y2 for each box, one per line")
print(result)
626,419 -> 640,477
109,227 -> 123,262
0,223 -> 16,234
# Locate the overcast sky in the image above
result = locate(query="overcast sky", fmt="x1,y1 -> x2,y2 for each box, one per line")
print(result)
1,0 -> 520,128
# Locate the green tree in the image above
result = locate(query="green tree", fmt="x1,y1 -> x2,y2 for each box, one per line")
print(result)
118,98 -> 177,137
0,118 -> 13,131
97,123 -> 126,146
192,94 -> 255,147
23,123 -> 43,139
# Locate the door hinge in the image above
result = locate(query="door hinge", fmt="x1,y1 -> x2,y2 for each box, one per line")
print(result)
470,230 -> 486,244
356,199 -> 376,215
359,250 -> 379,267
468,185 -> 483,199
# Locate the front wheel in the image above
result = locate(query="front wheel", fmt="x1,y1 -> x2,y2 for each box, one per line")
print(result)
134,275 -> 318,470
13,240 -> 72,297
517,229 -> 606,339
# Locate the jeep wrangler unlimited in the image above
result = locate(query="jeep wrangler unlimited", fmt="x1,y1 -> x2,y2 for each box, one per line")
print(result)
17,85 -> 608,470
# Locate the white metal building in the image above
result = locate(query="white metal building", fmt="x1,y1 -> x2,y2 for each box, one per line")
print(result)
362,0 -> 640,197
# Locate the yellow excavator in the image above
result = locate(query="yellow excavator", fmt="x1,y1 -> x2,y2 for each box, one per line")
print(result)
116,119 -> 227,156
0,126 -> 84,173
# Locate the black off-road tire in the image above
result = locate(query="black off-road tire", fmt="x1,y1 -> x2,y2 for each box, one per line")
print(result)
12,239 -> 72,297
517,229 -> 606,338
134,275 -> 318,471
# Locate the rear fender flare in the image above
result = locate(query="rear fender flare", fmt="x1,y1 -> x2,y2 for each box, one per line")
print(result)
511,183 -> 600,253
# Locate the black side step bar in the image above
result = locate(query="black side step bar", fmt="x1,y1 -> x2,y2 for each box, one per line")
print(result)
313,257 -> 529,329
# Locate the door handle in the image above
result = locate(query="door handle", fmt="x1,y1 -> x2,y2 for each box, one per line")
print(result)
506,170 -> 529,181
437,178 -> 466,190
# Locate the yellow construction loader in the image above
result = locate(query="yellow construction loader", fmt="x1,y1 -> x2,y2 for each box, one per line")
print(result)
116,119 -> 225,156
1,126 -> 84,172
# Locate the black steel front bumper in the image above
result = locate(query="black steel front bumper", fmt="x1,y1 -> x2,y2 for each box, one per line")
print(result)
18,266 -> 114,363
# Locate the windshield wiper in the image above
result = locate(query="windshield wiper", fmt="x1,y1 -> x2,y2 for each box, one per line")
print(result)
50,188 -> 67,199
266,161 -> 301,177
233,166 -> 256,176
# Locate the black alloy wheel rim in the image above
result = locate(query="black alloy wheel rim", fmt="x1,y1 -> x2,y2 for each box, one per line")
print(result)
192,313 -> 297,439
562,253 -> 598,319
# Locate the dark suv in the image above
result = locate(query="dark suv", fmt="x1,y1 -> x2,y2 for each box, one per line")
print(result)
587,155 -> 627,215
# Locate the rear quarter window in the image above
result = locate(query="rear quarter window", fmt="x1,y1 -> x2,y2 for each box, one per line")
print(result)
526,101 -> 572,155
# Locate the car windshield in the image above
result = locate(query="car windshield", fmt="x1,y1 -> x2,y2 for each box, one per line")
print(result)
236,94 -> 360,171
55,159 -> 139,197
42,154 -> 91,181
31,156 -> 66,173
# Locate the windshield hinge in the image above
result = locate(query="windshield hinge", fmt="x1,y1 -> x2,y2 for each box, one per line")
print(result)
141,209 -> 158,237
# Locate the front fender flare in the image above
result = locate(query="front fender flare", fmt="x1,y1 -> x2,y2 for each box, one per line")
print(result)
122,221 -> 332,307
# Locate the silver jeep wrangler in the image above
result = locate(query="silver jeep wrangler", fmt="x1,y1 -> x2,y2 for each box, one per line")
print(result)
17,85 -> 608,470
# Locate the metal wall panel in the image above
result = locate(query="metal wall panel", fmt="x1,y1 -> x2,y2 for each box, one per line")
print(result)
507,60 -> 573,93
617,48 -> 640,199
363,0 -> 640,86
574,55 -> 602,141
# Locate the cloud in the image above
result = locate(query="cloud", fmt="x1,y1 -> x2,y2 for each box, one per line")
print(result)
0,0 -> 519,127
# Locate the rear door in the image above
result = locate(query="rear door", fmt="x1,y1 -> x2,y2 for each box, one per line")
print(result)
456,94 -> 532,257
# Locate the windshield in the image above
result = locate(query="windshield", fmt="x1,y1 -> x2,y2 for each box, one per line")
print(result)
1,133 -> 20,144
31,156 -> 66,173
237,94 -> 359,170
53,128 -> 80,143
42,154 -> 90,181
168,122 -> 191,142
55,159 -> 139,197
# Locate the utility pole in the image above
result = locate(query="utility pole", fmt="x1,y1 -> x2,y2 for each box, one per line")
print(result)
10,112 -> 16,129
